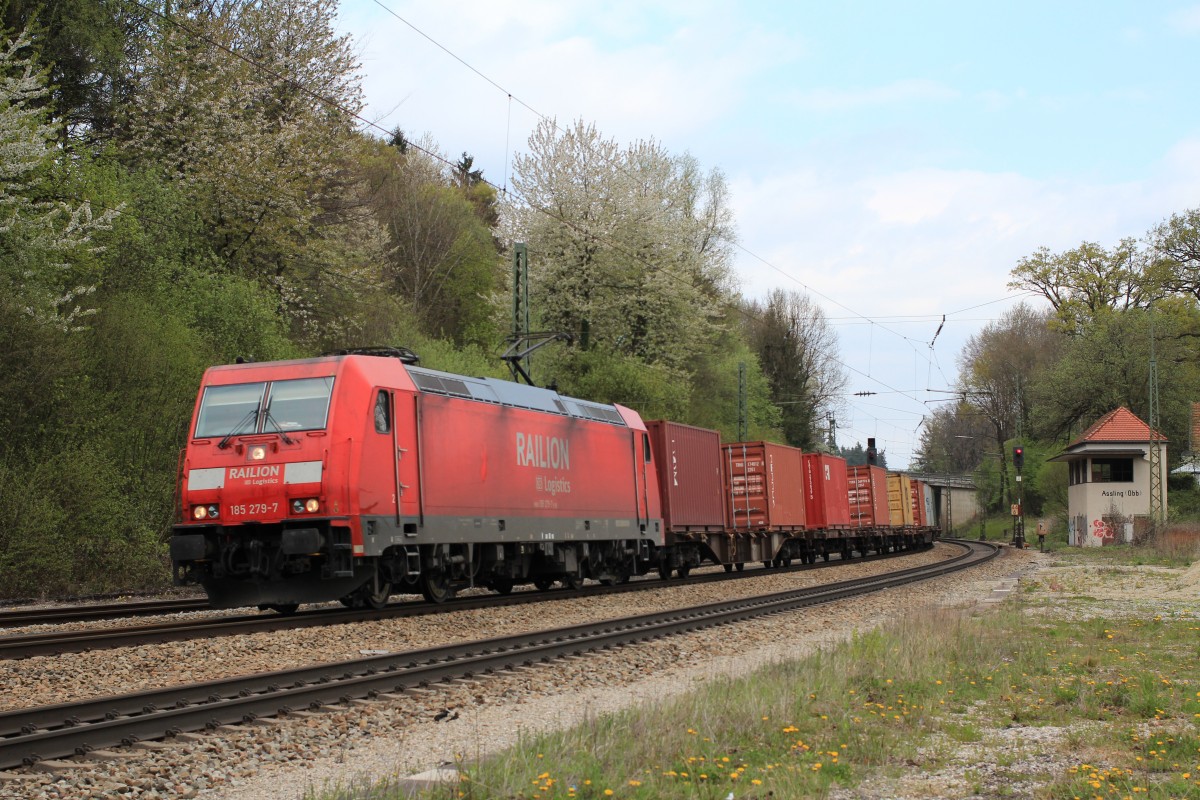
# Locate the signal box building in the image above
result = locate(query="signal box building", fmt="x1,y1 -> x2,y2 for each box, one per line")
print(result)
1049,407 -> 1167,546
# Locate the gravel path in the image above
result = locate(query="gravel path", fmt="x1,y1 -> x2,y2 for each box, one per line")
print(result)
0,543 -> 1039,799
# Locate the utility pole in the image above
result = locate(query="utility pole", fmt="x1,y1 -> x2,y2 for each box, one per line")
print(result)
511,243 -> 530,380
1012,445 -> 1026,548
1149,311 -> 1164,529
737,362 -> 748,441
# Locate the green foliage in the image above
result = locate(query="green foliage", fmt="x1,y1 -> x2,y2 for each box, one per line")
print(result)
545,348 -> 691,423
684,325 -> 783,443
1030,304 -> 1200,446
837,442 -> 887,468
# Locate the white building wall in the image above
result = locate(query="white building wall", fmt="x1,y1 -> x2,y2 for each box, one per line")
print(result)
1068,452 -> 1166,547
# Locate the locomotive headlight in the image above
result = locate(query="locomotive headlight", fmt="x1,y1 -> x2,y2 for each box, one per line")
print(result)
291,498 -> 320,514
193,504 -> 220,520
248,445 -> 267,461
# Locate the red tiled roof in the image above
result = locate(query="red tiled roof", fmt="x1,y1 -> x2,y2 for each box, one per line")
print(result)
1070,407 -> 1166,446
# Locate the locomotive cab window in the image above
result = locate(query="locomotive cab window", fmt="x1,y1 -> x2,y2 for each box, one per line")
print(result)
374,390 -> 391,433
265,377 -> 334,431
195,382 -> 267,438
195,377 -> 334,438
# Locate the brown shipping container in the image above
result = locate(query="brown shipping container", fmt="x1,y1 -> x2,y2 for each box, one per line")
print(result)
909,479 -> 928,527
645,420 -> 726,531
722,441 -> 807,531
802,453 -> 851,528
887,473 -> 915,527
847,464 -> 888,527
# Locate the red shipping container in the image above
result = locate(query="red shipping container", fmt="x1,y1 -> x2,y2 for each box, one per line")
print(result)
847,464 -> 889,528
722,441 -> 806,531
645,420 -> 726,532
909,479 -> 928,527
802,453 -> 851,529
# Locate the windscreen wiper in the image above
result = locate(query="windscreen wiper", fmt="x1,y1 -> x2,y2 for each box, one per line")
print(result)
263,405 -> 297,445
217,406 -> 260,450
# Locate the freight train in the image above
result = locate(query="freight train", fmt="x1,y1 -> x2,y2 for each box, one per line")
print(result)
168,348 -> 936,612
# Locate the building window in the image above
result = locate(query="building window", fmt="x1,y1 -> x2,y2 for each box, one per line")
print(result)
1069,460 -> 1087,486
1091,458 -> 1133,483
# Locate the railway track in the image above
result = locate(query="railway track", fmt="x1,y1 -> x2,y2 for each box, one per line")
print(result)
0,539 -> 998,770
0,598 -> 209,628
0,547 -> 915,659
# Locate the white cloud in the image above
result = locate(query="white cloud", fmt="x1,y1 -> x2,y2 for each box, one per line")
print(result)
1168,5 -> 1200,34
787,79 -> 960,113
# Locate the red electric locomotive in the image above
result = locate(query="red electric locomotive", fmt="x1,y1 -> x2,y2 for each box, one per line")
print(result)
170,349 -> 662,611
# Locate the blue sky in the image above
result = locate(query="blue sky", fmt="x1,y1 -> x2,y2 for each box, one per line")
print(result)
337,0 -> 1200,466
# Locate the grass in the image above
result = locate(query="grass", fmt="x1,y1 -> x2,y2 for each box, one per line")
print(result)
315,549 -> 1200,800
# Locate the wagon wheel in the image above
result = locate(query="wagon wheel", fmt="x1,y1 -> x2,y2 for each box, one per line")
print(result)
561,573 -> 582,590
723,563 -> 733,573
491,578 -> 514,595
676,564 -> 691,579
659,563 -> 673,580
735,562 -> 745,572
533,576 -> 555,591
421,571 -> 455,603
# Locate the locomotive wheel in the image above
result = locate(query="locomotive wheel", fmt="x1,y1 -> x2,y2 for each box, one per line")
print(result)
421,571 -> 455,603
491,579 -> 514,595
533,576 -> 554,591
361,582 -> 392,610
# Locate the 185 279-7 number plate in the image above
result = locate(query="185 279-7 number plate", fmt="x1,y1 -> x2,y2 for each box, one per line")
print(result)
227,502 -> 280,517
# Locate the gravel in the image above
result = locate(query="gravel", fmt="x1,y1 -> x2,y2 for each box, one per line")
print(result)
0,543 -> 1042,800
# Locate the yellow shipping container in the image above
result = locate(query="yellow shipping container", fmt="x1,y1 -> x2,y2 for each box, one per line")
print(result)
887,473 -> 914,527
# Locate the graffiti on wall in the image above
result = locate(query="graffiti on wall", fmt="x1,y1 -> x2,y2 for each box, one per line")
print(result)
1091,517 -> 1116,545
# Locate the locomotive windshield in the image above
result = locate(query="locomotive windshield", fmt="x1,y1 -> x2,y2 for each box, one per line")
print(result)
195,377 -> 334,438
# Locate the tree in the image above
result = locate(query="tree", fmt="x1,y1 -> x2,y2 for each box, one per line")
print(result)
744,289 -> 846,449
1008,239 -> 1167,329
957,303 -> 1059,510
1029,303 -> 1200,450
362,141 -> 503,346
837,442 -> 887,468
911,402 -> 993,473
0,0 -> 152,142
505,119 -> 735,380
0,31 -> 116,332
1150,208 -> 1200,302
121,0 -> 387,345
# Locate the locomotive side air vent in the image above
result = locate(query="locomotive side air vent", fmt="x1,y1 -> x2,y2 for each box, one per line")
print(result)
438,378 -> 472,397
410,372 -> 446,394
